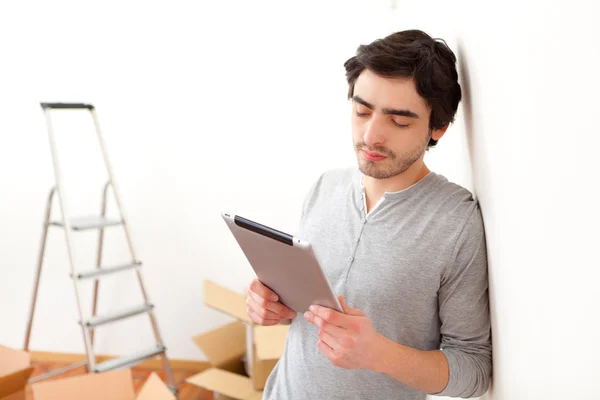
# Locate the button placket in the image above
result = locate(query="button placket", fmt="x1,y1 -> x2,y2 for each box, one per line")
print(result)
344,220 -> 365,283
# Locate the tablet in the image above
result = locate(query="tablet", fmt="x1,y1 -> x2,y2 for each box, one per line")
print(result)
221,212 -> 343,314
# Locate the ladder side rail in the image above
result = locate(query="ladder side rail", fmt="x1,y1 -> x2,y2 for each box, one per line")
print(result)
43,108 -> 96,372
24,187 -> 56,350
90,181 -> 111,347
89,109 -> 175,388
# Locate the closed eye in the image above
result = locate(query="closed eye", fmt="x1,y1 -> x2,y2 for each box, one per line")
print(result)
393,120 -> 409,128
356,111 -> 370,117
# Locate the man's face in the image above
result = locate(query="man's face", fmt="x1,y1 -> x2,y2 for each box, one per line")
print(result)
351,69 -> 440,180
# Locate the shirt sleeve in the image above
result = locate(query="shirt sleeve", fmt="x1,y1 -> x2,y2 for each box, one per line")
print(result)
433,204 -> 493,398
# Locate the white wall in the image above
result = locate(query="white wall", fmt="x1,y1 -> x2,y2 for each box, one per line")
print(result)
2,1 -> 599,399
0,0 -> 402,360
455,1 -> 600,399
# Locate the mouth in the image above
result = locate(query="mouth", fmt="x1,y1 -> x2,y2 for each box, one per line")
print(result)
362,150 -> 387,162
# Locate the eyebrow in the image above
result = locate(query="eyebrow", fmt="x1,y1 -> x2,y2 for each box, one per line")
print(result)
352,95 -> 420,119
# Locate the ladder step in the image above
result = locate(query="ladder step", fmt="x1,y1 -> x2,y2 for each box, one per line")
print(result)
83,304 -> 154,328
50,215 -> 123,231
94,344 -> 166,373
41,102 -> 94,110
28,360 -> 89,384
74,261 -> 142,280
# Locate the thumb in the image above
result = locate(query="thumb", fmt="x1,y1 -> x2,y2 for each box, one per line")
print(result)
338,295 -> 364,316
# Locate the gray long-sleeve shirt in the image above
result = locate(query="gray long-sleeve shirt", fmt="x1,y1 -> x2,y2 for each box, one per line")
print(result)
263,167 -> 492,399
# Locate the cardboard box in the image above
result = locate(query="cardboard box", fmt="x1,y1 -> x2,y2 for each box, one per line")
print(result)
1,345 -> 173,399
0,345 -> 34,400
30,369 -> 175,400
187,280 -> 290,399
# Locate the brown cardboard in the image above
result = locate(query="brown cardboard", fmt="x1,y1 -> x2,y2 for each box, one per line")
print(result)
0,345 -> 34,400
31,368 -> 174,400
249,325 -> 288,389
253,325 -> 288,361
0,346 -> 30,376
203,280 -> 251,324
249,343 -> 277,391
192,321 -> 246,374
189,280 -> 289,395
136,372 -> 176,400
31,369 -> 136,400
0,369 -> 34,400
186,368 -> 260,400
2,391 -> 27,400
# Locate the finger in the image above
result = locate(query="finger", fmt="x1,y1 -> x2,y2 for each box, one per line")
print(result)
246,295 -> 288,320
309,305 -> 346,327
317,339 -> 336,361
339,296 -> 350,313
248,290 -> 296,319
318,329 -> 340,351
338,295 -> 364,317
250,278 -> 279,302
305,311 -> 347,336
247,308 -> 281,326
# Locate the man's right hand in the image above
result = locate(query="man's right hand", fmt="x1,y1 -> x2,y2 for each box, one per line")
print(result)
246,278 -> 297,326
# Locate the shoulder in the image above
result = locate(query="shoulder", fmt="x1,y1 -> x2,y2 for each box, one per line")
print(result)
426,173 -> 482,226
422,173 -> 485,251
305,167 -> 358,198
317,167 -> 357,187
298,167 -> 356,219
426,175 -> 487,282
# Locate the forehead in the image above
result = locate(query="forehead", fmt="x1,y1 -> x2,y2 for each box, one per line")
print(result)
353,69 -> 429,113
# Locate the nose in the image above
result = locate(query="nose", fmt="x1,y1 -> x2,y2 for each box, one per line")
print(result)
363,114 -> 387,148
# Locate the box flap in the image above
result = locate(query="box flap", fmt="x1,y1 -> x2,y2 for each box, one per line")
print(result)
246,393 -> 263,400
1,389 -> 26,400
0,367 -> 34,399
136,372 -> 175,400
193,321 -> 246,368
186,368 -> 259,400
31,369 -> 135,400
204,280 -> 251,324
253,325 -> 289,360
0,345 -> 30,377
249,341 -> 277,391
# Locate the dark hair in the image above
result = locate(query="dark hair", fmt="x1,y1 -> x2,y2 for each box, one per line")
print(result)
344,30 -> 461,148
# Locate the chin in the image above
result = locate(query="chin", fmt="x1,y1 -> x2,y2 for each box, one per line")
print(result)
359,157 -> 411,180
358,162 -> 391,180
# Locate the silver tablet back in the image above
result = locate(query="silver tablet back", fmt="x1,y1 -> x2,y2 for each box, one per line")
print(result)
221,212 -> 342,314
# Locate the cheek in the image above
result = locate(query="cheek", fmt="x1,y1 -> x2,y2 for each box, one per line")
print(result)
385,131 -> 416,152
351,120 -> 364,140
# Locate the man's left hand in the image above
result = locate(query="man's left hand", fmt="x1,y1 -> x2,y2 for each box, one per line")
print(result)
304,296 -> 380,370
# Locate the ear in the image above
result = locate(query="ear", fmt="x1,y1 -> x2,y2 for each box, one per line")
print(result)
431,125 -> 449,142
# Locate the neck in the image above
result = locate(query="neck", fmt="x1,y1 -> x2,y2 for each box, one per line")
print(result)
362,160 -> 430,213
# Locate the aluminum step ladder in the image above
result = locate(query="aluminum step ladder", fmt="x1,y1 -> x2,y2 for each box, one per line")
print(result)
24,102 -> 176,393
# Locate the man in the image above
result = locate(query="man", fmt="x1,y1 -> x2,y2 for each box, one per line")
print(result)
246,29 -> 492,399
